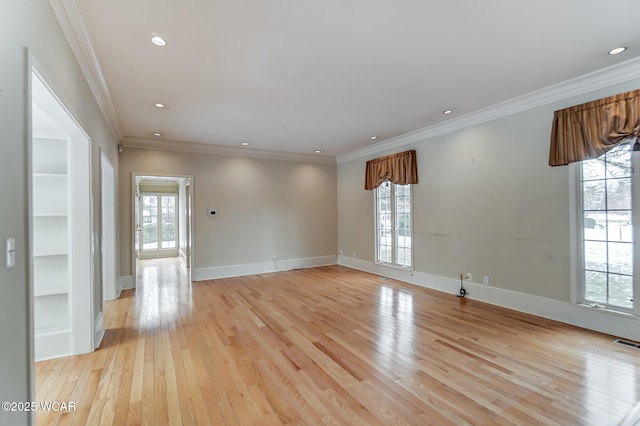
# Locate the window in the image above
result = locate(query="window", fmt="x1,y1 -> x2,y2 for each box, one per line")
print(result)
375,182 -> 412,268
578,141 -> 637,312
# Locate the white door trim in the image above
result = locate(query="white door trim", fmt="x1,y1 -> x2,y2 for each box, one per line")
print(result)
101,152 -> 117,301
131,173 -> 195,287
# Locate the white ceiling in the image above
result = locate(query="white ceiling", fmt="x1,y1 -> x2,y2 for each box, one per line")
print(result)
65,0 -> 640,160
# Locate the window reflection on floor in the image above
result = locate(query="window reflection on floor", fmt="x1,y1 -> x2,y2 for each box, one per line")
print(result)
136,258 -> 192,330
376,285 -> 415,369
585,351 -> 637,423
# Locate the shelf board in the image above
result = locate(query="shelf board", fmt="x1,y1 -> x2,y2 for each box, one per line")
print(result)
35,289 -> 69,297
33,213 -> 67,217
35,325 -> 72,337
34,251 -> 68,257
33,172 -> 67,178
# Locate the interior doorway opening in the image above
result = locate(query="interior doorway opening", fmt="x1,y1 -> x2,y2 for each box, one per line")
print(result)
132,174 -> 194,287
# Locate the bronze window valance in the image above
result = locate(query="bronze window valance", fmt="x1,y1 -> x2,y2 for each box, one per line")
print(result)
549,89 -> 640,166
364,149 -> 418,190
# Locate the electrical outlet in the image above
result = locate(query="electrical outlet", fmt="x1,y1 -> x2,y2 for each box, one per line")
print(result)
464,272 -> 472,281
338,250 -> 343,255
353,252 -> 357,258
273,254 -> 277,261
483,276 -> 489,285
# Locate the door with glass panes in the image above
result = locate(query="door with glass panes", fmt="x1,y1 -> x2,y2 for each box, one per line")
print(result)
140,193 -> 178,258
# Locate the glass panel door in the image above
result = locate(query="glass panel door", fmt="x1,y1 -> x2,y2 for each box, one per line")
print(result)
142,195 -> 158,250
141,194 -> 177,254
161,196 -> 176,249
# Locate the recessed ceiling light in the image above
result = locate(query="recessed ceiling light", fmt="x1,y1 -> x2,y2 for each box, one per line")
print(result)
241,142 -> 249,146
314,150 -> 321,154
151,36 -> 167,46
443,109 -> 453,114
153,132 -> 162,137
370,136 -> 377,140
608,47 -> 627,55
154,103 -> 165,108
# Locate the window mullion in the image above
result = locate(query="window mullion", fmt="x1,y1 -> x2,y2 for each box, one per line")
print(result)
391,184 -> 397,266
156,195 -> 162,246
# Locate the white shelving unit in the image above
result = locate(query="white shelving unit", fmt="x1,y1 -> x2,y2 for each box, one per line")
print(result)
32,137 -> 72,360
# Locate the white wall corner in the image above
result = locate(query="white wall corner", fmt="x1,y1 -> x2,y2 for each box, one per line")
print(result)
194,255 -> 337,281
337,256 -> 640,342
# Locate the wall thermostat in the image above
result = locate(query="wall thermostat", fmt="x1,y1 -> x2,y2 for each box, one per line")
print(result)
208,209 -> 217,217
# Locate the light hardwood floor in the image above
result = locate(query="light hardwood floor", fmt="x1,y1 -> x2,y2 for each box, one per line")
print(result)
36,258 -> 640,425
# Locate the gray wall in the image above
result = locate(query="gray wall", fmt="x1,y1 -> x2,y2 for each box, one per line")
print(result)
338,78 -> 640,303
0,2 -> 119,424
119,148 -> 337,277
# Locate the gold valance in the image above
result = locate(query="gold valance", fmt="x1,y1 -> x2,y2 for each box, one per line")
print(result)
364,150 -> 418,190
549,89 -> 640,166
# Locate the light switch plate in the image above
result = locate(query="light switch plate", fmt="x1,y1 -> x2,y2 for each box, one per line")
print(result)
6,238 -> 15,268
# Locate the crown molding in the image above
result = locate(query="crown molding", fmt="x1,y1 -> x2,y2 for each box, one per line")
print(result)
337,56 -> 640,164
48,0 -> 123,141
121,137 -> 337,165
45,1 -> 640,165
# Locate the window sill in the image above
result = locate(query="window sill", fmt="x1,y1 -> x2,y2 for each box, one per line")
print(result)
375,262 -> 413,272
576,303 -> 638,319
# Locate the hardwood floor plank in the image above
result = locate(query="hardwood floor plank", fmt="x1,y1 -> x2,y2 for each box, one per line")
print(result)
34,259 -> 640,425
160,329 -> 182,426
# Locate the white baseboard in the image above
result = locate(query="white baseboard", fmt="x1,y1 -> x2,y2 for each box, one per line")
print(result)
94,312 -> 105,350
139,251 -> 178,260
337,255 -> 640,342
194,255 -> 337,281
118,275 -> 134,290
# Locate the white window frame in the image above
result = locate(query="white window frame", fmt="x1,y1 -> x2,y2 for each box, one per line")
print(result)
374,182 -> 413,269
570,142 -> 640,315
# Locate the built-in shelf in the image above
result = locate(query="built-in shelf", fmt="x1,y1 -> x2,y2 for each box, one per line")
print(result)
33,175 -> 68,216
34,293 -> 69,330
35,325 -> 72,337
32,78 -> 94,361
33,216 -> 68,257
32,136 -> 71,360
33,255 -> 68,294
33,138 -> 67,174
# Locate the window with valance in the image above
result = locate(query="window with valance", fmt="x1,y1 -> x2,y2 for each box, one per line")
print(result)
366,150 -> 417,268
555,88 -> 640,315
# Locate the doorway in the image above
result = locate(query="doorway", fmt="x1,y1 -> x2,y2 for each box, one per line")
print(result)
132,174 -> 194,287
